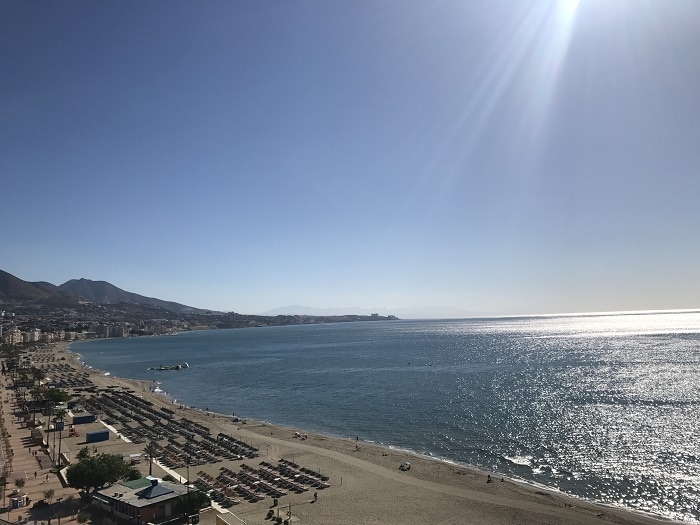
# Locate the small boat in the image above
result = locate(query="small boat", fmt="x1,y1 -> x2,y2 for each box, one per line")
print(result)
148,362 -> 190,371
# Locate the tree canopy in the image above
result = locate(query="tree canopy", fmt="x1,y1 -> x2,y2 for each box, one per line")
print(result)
173,490 -> 210,517
44,387 -> 70,405
66,454 -> 134,493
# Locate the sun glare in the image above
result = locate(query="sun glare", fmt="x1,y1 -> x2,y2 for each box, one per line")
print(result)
560,0 -> 582,17
519,0 -> 582,148
449,0 -> 583,165
416,0 -> 586,212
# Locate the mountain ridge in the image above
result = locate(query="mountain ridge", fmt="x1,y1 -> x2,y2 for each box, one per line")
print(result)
58,278 -> 202,314
0,269 -> 54,302
3,269 -> 442,319
0,269 -> 203,314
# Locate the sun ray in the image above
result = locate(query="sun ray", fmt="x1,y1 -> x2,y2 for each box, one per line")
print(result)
396,0 -> 585,235
519,0 -> 582,152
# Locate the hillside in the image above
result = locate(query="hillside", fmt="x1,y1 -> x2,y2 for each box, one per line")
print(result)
58,278 -> 199,314
0,270 -> 201,314
0,269 -> 53,302
0,269 -> 399,329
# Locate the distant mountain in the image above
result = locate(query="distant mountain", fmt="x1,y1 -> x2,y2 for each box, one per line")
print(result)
260,305 -> 378,317
31,281 -> 62,295
0,269 -> 53,301
0,269 -> 203,314
58,278 -> 201,314
0,269 -> 403,330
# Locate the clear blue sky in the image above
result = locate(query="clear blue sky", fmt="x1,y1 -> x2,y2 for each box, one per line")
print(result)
2,0 -> 699,317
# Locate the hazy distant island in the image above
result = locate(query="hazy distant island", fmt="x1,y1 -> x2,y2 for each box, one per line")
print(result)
0,269 -> 398,341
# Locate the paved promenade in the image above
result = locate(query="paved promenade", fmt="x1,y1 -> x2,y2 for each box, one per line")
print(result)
0,372 -> 80,525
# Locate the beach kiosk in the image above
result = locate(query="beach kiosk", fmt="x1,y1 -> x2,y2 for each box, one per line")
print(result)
10,490 -> 29,509
92,478 -> 189,523
31,426 -> 46,446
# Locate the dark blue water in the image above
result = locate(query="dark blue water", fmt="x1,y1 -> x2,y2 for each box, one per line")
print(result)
74,311 -> 700,522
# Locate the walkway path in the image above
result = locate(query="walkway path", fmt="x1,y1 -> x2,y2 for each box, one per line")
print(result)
0,371 -> 80,525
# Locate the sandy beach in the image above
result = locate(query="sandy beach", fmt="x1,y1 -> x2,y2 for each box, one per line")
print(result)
1,341 -> 682,525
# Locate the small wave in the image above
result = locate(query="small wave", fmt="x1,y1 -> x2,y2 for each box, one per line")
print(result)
502,455 -> 534,467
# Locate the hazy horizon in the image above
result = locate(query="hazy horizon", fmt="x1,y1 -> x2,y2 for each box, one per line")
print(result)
4,266 -> 699,320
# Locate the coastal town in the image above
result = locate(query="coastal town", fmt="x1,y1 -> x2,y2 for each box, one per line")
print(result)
0,308 -> 189,345
0,268 -> 399,345
0,307 -> 397,346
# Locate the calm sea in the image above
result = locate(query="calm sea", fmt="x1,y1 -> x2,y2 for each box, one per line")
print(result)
74,311 -> 700,522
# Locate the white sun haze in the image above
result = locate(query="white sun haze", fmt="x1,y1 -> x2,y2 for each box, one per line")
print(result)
419,0 -> 584,211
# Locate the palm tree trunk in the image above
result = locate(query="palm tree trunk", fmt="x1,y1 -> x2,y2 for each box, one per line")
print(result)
57,419 -> 63,468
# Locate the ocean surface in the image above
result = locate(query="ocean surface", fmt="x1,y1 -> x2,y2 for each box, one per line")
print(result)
74,311 -> 700,522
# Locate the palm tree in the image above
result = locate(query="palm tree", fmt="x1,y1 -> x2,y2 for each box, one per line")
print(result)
44,388 -> 70,467
55,409 -> 67,468
30,366 -> 46,384
2,349 -> 21,380
29,387 -> 44,425
143,441 -> 160,476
